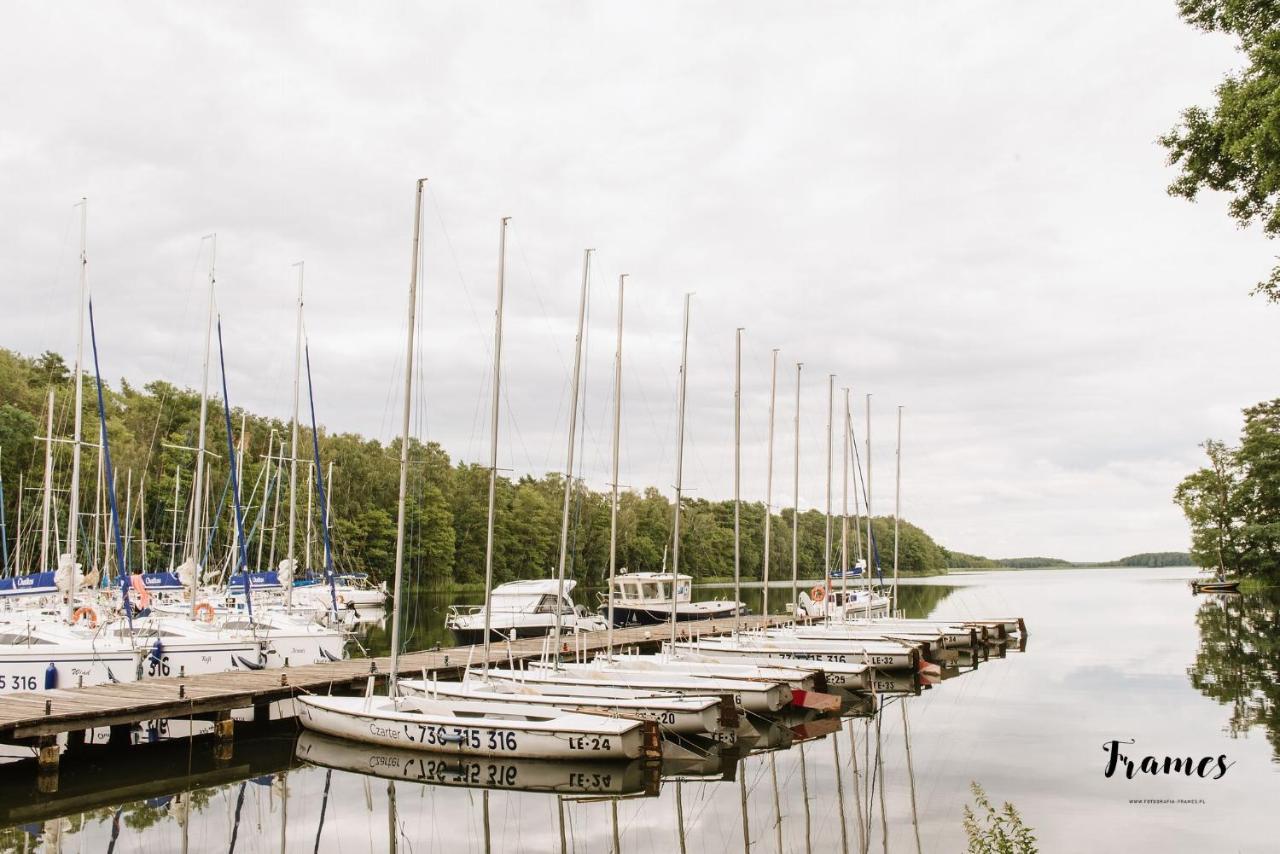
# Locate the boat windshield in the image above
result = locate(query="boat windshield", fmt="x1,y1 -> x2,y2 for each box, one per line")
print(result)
533,594 -> 575,614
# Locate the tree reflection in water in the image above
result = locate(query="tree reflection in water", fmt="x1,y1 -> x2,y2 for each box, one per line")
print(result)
1188,588 -> 1280,760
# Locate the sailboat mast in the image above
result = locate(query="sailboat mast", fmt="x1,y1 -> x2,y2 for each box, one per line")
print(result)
188,234 -> 215,617
217,320 -> 252,615
14,473 -> 22,575
305,461 -> 314,574
388,178 -> 426,692
0,451 -> 6,574
553,249 -> 592,660
256,433 -> 273,571
65,196 -> 87,618
732,328 -> 742,636
286,262 -> 304,607
606,274 -> 627,656
824,372 -> 834,620
762,348 -> 778,617
40,389 -> 53,574
791,363 -> 802,615
480,216 -> 510,674
669,294 -> 691,650
138,474 -> 147,572
169,465 -> 181,570
842,389 -> 850,605
893,405 -> 902,613
865,393 -> 872,579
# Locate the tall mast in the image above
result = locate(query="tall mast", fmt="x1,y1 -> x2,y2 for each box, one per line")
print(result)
732,328 -> 743,636
169,465 -> 181,570
65,197 -> 87,617
893,405 -> 903,614
669,294 -> 691,650
791,363 -> 802,615
842,389 -> 851,607
304,461 -> 314,573
865,393 -> 872,578
40,389 -> 53,574
824,373 -> 834,622
552,249 -> 592,661
256,433 -> 273,571
0,450 -> 7,574
480,216 -> 510,675
762,349 -> 778,617
13,473 -> 22,575
188,234 -> 216,617
138,474 -> 147,572
388,179 -> 426,692
216,319 -> 252,614
286,262 -> 304,607
606,274 -> 627,656
325,461 -> 333,542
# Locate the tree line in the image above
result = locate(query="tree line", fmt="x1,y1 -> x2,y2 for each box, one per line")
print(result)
0,347 -> 952,588
1175,399 -> 1280,578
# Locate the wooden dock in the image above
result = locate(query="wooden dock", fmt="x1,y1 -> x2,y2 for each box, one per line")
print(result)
0,614 -> 795,784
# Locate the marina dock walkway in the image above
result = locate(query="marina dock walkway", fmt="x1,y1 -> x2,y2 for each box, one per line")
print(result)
0,614 -> 795,752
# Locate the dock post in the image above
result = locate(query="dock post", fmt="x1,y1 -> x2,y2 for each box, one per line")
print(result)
213,710 -> 234,763
36,735 -> 59,793
66,728 -> 86,752
253,703 -> 271,727
108,724 -> 131,747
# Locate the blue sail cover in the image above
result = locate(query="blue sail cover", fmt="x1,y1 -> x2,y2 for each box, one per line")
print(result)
139,572 -> 184,591
0,571 -> 58,598
227,571 -> 282,593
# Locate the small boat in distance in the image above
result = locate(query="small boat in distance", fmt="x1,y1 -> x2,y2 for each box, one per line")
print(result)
446,578 -> 607,644
1191,577 -> 1240,594
599,570 -> 746,627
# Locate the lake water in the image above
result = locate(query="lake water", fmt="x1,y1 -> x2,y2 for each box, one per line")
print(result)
2,566 -> 1277,852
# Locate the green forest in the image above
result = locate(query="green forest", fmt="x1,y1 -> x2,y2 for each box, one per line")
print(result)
940,550 -> 1191,570
0,346 -> 956,588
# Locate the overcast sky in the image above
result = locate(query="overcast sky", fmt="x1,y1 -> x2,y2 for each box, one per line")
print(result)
2,2 -> 1277,561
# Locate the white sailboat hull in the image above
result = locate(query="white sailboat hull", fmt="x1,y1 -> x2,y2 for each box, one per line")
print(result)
0,646 -> 140,691
297,694 -> 653,760
398,678 -> 730,739
503,664 -> 790,715
605,652 -> 820,691
687,636 -> 919,670
665,642 -> 874,690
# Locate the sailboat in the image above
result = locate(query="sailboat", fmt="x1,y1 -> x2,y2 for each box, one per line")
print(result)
422,269 -> 749,740
297,186 -> 658,761
398,672 -> 733,738
446,250 -> 609,645
0,203 -> 142,690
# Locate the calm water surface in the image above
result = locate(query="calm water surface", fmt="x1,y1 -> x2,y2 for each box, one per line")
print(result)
2,567 -> 1277,852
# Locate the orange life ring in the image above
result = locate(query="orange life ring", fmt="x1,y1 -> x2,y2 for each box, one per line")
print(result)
72,606 -> 99,628
810,585 -> 827,603
193,602 -> 216,623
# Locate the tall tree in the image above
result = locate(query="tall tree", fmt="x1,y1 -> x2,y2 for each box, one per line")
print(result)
1161,1 -> 1280,299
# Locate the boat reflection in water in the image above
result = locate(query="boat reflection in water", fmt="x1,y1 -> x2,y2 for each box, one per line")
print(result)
295,730 -> 661,797
0,689 -> 956,853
